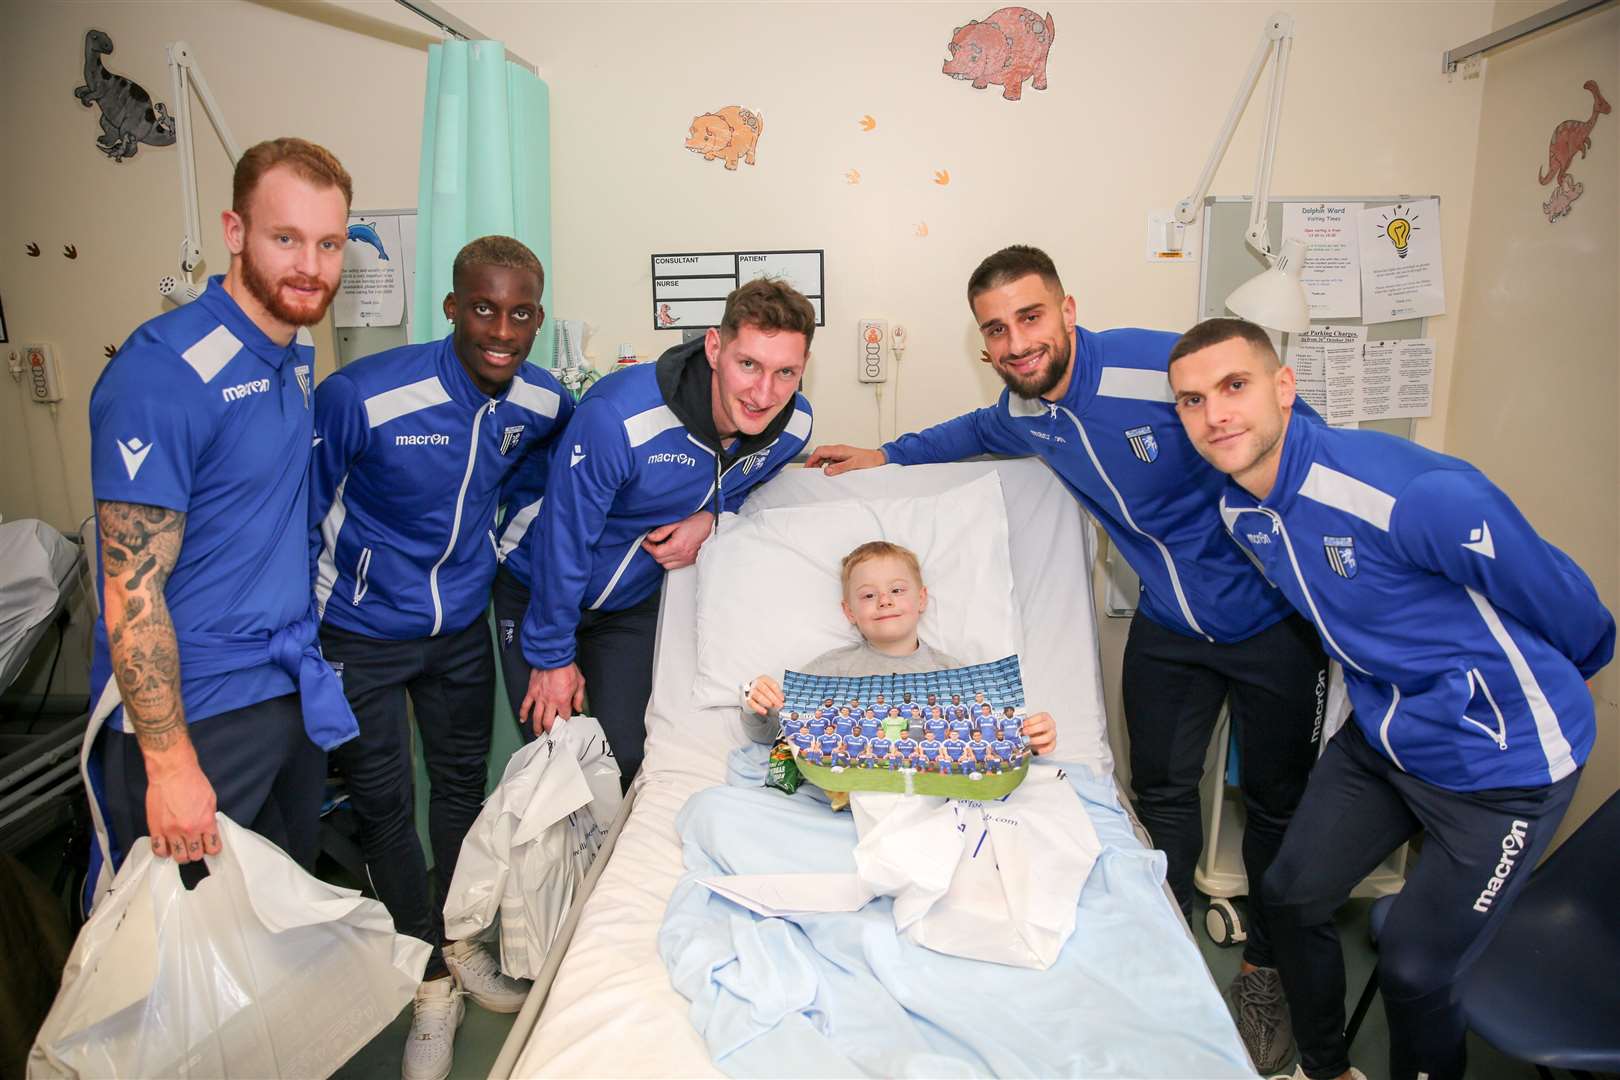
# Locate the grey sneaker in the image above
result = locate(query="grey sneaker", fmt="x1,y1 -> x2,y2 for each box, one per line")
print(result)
1225,966 -> 1296,1075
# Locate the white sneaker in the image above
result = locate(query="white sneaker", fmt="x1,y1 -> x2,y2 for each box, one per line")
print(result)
443,938 -> 531,1013
1271,1067 -> 1368,1080
401,977 -> 463,1080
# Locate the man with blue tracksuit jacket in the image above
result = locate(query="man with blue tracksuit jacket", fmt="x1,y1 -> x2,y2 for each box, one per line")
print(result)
1167,318 -> 1614,1080
310,237 -> 570,1080
85,138 -> 357,906
518,279 -> 816,778
808,246 -> 1329,1070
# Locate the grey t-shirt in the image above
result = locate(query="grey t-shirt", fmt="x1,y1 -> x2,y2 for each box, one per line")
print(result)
743,640 -> 963,743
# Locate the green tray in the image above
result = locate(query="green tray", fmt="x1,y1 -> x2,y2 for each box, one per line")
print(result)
796,757 -> 1028,799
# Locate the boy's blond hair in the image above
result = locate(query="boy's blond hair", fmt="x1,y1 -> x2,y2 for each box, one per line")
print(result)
839,541 -> 923,592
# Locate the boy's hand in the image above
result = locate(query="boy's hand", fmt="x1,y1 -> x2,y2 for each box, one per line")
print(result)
1024,711 -> 1056,755
805,444 -> 885,476
746,675 -> 784,716
642,510 -> 715,570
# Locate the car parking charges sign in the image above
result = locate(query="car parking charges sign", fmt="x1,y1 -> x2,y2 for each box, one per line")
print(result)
650,249 -> 825,330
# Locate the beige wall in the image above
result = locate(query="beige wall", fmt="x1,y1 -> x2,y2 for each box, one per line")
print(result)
1446,0 -> 1620,846
1,2 -> 1500,736
0,0 -> 434,698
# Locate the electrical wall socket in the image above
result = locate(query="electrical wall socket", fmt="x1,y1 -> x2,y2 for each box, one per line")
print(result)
23,343 -> 64,404
857,319 -> 887,383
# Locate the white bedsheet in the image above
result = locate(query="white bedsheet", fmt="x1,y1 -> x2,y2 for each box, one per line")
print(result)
510,461 -> 1144,1077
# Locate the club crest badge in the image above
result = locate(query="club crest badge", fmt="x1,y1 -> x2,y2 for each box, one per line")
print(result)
1323,535 -> 1358,579
1125,424 -> 1159,463
500,425 -> 525,455
740,448 -> 771,475
498,619 -> 516,647
294,364 -> 312,409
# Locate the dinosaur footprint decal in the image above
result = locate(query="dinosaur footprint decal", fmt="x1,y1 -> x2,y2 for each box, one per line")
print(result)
25,243 -> 40,257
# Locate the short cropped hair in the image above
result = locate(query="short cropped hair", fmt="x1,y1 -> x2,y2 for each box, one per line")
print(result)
233,137 -> 352,218
720,278 -> 817,347
1168,317 -> 1279,367
840,541 -> 924,592
966,245 -> 1063,303
452,235 -> 545,294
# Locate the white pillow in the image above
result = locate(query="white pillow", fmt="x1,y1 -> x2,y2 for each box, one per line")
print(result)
691,471 -> 1023,709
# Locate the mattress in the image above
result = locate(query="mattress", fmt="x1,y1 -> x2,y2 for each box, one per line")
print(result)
502,460 -> 1189,1077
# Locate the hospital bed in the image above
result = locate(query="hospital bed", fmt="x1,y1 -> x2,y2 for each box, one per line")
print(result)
490,459 -> 1251,1078
0,518 -> 90,856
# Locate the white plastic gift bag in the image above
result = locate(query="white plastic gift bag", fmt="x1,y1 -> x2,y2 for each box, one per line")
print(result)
29,814 -> 429,1079
442,715 -> 622,979
851,764 -> 1100,969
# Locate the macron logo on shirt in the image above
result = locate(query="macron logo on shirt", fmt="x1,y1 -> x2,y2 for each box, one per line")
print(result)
117,437 -> 153,480
1462,520 -> 1495,559
569,444 -> 586,468
222,378 -> 271,402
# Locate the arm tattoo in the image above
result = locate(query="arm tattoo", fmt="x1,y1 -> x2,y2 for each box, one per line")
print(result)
97,501 -> 189,753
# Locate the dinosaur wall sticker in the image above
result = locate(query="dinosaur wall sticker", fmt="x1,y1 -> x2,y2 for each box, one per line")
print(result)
1539,80 -> 1609,224
74,29 -> 175,162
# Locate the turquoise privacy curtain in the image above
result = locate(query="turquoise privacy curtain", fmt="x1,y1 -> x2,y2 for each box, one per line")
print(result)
413,39 -> 553,366
410,41 -> 551,812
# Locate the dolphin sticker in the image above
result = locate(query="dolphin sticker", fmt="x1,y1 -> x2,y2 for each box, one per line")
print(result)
346,222 -> 390,261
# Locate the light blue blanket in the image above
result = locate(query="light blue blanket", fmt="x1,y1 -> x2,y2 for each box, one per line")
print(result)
658,750 -> 1255,1078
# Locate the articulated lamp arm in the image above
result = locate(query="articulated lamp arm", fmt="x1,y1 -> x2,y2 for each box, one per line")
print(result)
1172,12 -> 1295,261
163,42 -> 243,303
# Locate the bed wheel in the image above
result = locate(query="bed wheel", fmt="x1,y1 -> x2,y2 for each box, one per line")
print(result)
1205,897 -> 1247,947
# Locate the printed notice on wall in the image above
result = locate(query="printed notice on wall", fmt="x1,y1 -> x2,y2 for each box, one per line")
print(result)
1311,327 -> 1370,427
650,249 -> 825,330
1358,200 -> 1444,324
1283,203 -> 1362,319
1322,337 -> 1435,424
335,214 -> 406,328
1359,338 -> 1435,421
1286,325 -> 1364,418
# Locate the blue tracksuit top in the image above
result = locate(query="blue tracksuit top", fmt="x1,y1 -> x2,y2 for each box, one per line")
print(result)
494,432 -> 560,589
882,325 -> 1320,643
1220,415 -> 1613,791
521,362 -> 812,668
310,334 -> 571,639
88,277 -> 319,730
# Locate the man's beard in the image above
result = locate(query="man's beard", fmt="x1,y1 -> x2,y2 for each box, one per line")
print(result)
241,242 -> 337,327
996,337 -> 1073,400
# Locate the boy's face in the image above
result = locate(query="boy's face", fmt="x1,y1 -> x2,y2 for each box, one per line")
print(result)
842,554 -> 927,649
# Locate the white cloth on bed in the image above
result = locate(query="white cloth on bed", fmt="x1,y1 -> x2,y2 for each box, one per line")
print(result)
850,771 -> 1099,970
657,764 -> 1254,1079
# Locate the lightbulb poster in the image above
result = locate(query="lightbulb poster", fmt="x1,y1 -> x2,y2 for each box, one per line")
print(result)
1357,199 -> 1445,324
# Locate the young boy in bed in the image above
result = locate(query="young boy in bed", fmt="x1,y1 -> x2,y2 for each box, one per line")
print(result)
741,540 -> 1057,768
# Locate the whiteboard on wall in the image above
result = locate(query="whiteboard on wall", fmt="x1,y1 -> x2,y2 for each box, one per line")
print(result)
1197,194 -> 1439,442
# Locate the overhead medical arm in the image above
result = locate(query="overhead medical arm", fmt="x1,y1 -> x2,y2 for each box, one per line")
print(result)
161,41 -> 241,305
1171,12 -> 1294,260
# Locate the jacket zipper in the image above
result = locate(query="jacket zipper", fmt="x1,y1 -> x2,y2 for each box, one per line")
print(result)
589,432 -> 781,611
426,400 -> 490,635
1462,668 -> 1510,750
1055,403 -> 1209,641
1235,504 -> 1407,768
352,547 -> 372,606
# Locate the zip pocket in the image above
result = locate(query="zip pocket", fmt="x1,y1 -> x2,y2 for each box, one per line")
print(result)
1461,668 -> 1509,750
351,547 -> 372,606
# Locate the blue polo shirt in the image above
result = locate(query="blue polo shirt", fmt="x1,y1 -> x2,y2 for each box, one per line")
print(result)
88,278 -> 317,731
